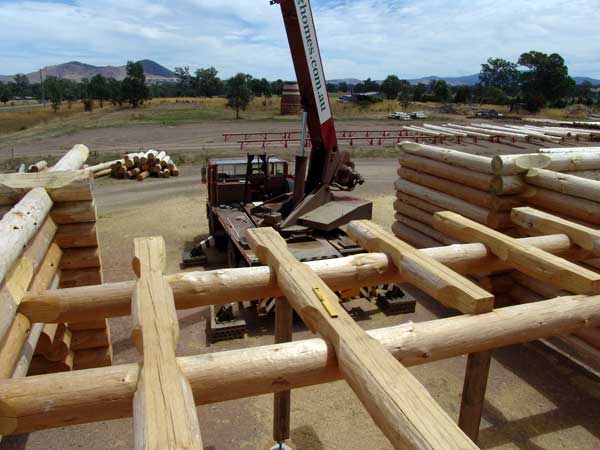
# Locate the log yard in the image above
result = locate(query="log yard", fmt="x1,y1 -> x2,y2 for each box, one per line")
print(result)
0,0 -> 599,449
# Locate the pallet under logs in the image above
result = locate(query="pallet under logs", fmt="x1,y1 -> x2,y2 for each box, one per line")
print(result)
2,220 -> 600,448
0,144 -> 111,376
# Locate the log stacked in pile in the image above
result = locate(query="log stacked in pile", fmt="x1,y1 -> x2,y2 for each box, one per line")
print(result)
393,142 -> 523,248
0,145 -> 112,376
88,150 -> 180,181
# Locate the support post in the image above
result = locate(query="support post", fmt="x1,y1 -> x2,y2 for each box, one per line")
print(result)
458,350 -> 493,442
273,297 -> 293,446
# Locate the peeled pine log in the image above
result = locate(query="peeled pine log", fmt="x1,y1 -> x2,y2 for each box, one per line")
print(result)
395,213 -> 459,246
60,247 -> 101,270
163,169 -> 171,178
49,200 -> 96,225
137,171 -> 150,181
71,328 -> 110,351
391,221 -> 441,249
0,170 -> 93,206
35,324 -> 59,356
50,145 -> 89,172
171,165 -> 180,176
540,147 -> 600,153
395,178 -> 512,229
39,324 -> 72,362
422,124 -> 468,136
494,152 -> 600,175
28,161 -> 48,173
160,156 -> 172,168
55,222 -> 98,248
526,168 -> 600,202
2,294 -> 600,436
0,315 -> 31,378
68,319 -> 108,331
29,350 -> 74,375
73,344 -> 112,370
443,124 -> 493,138
490,175 -> 528,195
94,168 -> 112,178
19,233 -> 594,325
521,187 -> 600,225
398,168 -> 521,211
60,268 -> 102,288
394,201 -> 434,225
400,141 -> 494,173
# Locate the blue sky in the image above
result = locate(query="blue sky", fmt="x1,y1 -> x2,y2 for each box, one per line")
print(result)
1,0 -> 599,79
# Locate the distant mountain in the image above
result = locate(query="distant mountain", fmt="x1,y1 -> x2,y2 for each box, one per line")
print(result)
329,78 -> 362,86
0,59 -> 176,83
573,76 -> 600,86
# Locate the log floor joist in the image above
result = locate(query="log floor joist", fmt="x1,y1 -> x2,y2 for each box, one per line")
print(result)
1,210 -> 599,449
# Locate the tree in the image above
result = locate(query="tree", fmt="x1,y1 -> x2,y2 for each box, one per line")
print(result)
430,80 -> 451,102
337,81 -> 349,93
353,78 -> 380,93
0,83 -> 9,104
479,58 -> 520,94
62,79 -> 80,109
454,85 -> 472,104
89,74 -> 109,107
327,82 -> 339,93
226,73 -> 254,119
13,74 -> 30,97
174,66 -> 194,96
122,61 -> 148,108
107,78 -> 124,106
380,75 -> 404,99
196,67 -> 222,97
44,76 -> 63,112
518,51 -> 575,108
413,83 -> 426,101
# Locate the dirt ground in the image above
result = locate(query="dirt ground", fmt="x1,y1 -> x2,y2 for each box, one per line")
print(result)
1,124 -> 600,450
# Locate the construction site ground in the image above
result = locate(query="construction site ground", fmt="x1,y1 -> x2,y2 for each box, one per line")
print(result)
1,121 -> 600,450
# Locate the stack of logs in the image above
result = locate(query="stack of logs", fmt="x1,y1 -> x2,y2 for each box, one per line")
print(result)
90,150 -> 180,181
393,142 -> 523,248
0,145 -> 112,376
393,142 -> 600,373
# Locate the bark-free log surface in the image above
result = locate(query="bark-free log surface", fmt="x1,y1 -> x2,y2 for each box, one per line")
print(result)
18,234 -> 593,325
50,144 -> 89,172
1,294 -> 599,435
520,187 -> 600,225
434,211 -> 600,294
131,237 -> 203,450
54,222 -> 98,248
400,142 -> 494,173
391,222 -> 441,249
348,220 -> 493,314
526,168 -> 600,202
50,200 -> 96,225
247,227 -> 476,450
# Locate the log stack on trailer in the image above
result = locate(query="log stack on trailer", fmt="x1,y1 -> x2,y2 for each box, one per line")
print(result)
0,145 -> 111,376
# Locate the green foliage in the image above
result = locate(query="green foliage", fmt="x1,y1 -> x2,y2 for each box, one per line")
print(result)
353,78 -> 380,93
107,78 -> 124,106
337,81 -> 349,93
196,67 -> 223,97
44,76 -> 63,112
518,51 -> 576,108
270,79 -> 284,96
89,74 -> 109,107
479,58 -> 520,94
226,73 -> 254,119
122,61 -> 148,108
248,77 -> 272,97
0,83 -> 9,104
429,80 -> 452,102
453,85 -> 472,103
412,83 -> 427,102
380,75 -> 408,100
174,66 -> 194,96
476,86 -> 508,105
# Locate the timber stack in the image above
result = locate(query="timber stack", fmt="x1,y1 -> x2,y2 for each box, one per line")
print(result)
0,144 -> 112,377
393,142 -> 523,248
87,149 -> 180,181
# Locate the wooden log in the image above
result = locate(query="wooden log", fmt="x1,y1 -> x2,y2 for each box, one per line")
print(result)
398,168 -> 522,211
28,350 -> 74,375
73,344 -> 112,370
395,194 -> 441,215
540,147 -> 600,153
70,328 -> 110,351
35,324 -> 59,356
400,141 -> 494,173
94,168 -> 112,178
491,154 -> 550,175
391,221 -> 441,249
273,297 -> 293,443
86,159 -> 123,173
526,168 -> 600,202
434,211 -> 600,294
0,192 -> 54,341
50,144 -> 89,172
349,220 -> 493,314
60,247 -> 101,270
60,268 -> 102,288
131,237 -> 203,450
68,319 -> 107,331
0,170 -> 93,206
395,178 -> 512,229
490,175 -> 528,195
19,233 -> 594,325
395,213 -> 460,246
532,152 -> 600,172
247,226 -> 477,449
55,223 -> 98,248
442,124 -> 493,138
129,168 -> 142,178
521,187 -> 600,225
394,201 -> 434,226
28,161 -> 48,173
511,207 -> 600,255
0,315 -> 31,378
40,324 -> 72,362
163,169 -> 171,178
137,171 -> 150,181
50,200 -> 96,225
2,293 -> 600,435
422,124 -> 469,136
458,350 -> 493,442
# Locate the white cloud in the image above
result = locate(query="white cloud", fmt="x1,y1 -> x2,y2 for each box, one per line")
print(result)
0,0 -> 598,79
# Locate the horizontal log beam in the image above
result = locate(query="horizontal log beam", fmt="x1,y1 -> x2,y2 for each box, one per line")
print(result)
1,294 -> 598,435
0,171 -> 93,206
19,234 -> 594,324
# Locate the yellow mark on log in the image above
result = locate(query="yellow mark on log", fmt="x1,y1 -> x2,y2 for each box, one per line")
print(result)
313,287 -> 338,318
